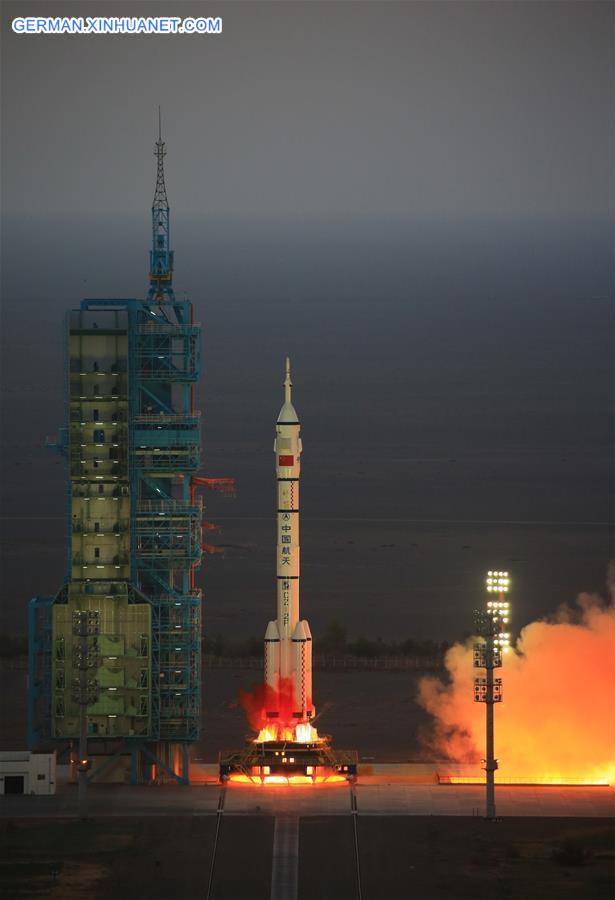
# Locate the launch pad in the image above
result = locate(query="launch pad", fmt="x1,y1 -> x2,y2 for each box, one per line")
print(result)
223,362 -> 358,787
219,737 -> 358,783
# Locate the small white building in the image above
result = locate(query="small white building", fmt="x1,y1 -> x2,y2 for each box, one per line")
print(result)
0,752 -> 56,795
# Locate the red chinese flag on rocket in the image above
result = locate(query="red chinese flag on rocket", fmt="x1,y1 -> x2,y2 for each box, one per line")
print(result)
278,455 -> 294,466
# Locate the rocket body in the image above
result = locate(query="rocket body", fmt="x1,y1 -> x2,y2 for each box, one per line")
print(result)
264,359 -> 314,729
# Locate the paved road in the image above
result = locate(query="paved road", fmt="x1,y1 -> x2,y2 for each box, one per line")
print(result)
270,815 -> 299,900
1,782 -> 613,818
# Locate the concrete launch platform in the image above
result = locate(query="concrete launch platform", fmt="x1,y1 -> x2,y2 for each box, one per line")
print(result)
218,740 -> 358,781
193,759 -> 610,787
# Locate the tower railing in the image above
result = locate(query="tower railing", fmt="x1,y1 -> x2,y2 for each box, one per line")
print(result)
136,500 -> 202,516
134,413 -> 200,427
132,448 -> 201,471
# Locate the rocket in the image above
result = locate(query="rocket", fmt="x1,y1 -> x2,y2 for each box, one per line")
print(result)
263,358 -> 314,729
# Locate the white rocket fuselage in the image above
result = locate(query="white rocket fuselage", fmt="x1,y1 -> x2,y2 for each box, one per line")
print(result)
264,360 -> 314,725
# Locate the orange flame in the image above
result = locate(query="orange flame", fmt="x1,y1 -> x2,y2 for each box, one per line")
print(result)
228,773 -> 346,785
239,676 -> 320,743
418,586 -> 615,785
255,722 -> 321,743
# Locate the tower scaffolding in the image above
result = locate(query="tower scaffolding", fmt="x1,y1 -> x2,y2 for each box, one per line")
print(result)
28,116 -> 233,783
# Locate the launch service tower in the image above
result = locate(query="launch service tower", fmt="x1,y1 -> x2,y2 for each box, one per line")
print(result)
27,122 -> 231,784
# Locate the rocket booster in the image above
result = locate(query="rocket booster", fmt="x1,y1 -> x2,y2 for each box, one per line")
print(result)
264,358 -> 314,725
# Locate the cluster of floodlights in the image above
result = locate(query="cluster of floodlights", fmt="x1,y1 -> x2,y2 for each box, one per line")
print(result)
493,633 -> 511,652
486,571 -> 510,592
488,599 -> 510,622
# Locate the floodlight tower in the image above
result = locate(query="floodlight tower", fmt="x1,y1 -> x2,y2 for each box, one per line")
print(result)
473,570 -> 510,820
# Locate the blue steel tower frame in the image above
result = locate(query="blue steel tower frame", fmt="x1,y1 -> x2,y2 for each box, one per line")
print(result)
85,125 -> 201,778
148,109 -> 175,305
28,122 -> 232,783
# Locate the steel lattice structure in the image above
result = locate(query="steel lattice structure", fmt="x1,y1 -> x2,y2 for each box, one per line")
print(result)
28,119 -> 233,784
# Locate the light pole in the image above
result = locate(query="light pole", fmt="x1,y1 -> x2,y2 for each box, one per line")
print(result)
71,610 -> 100,819
473,570 -> 510,820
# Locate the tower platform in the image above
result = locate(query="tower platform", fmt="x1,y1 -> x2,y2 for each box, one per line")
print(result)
219,737 -> 358,782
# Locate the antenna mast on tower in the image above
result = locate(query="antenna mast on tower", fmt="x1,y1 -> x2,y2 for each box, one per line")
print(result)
148,107 -> 175,302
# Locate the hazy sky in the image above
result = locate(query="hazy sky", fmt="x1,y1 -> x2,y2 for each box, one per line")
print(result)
2,0 -> 613,221
1,2 -> 613,638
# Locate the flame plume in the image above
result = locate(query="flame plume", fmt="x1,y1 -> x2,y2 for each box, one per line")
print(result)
238,675 -> 321,743
418,583 -> 615,785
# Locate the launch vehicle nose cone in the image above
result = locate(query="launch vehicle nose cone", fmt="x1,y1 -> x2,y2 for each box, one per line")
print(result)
277,356 -> 299,424
265,621 -> 280,641
292,620 -> 307,641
